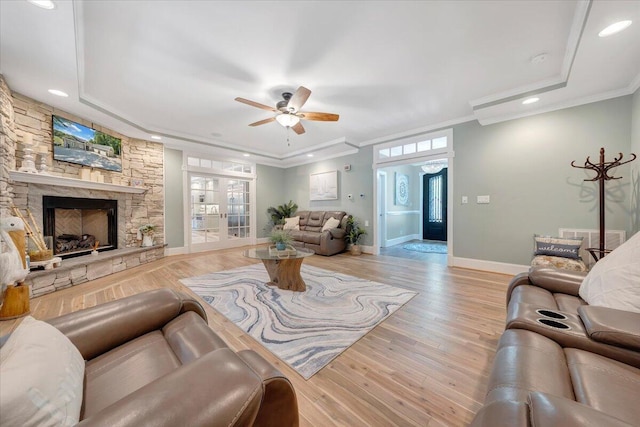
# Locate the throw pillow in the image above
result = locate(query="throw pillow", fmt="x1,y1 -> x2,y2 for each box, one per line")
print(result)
578,231 -> 640,313
283,216 -> 300,231
533,235 -> 583,259
0,316 -> 85,427
322,217 -> 341,231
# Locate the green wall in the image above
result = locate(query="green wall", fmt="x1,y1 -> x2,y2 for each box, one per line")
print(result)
283,146 -> 374,245
164,94 -> 638,262
453,96 -> 633,264
631,88 -> 640,233
256,164 -> 286,238
164,148 -> 184,248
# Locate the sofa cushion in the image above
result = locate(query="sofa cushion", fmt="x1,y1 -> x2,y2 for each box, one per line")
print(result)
509,284 -> 559,309
283,216 -> 300,231
528,392 -> 634,427
534,235 -> 583,259
83,330 -> 181,418
162,311 -> 228,364
300,231 -> 322,245
578,231 -> 640,313
322,216 -> 341,231
0,316 -> 85,427
565,348 -> 640,426
304,211 -> 325,232
485,329 -> 574,404
297,211 -> 310,229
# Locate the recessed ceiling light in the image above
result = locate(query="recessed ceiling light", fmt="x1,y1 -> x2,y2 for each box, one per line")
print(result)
307,154 -> 314,157
522,97 -> 539,105
27,0 -> 55,10
150,135 -> 161,140
243,153 -> 250,157
599,20 -> 632,37
48,89 -> 68,97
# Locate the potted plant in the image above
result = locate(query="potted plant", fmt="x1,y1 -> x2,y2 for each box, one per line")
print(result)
269,229 -> 293,251
345,217 -> 366,255
266,200 -> 298,229
138,224 -> 156,247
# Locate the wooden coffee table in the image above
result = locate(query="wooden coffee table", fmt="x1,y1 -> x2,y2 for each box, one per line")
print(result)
242,247 -> 314,291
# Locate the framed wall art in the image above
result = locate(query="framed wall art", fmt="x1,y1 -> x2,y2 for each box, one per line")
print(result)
310,170 -> 338,201
395,173 -> 409,205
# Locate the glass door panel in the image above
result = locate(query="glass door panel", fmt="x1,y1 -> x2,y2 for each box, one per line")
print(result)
189,174 -> 252,250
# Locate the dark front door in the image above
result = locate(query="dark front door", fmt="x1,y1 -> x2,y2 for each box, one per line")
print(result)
423,168 -> 447,241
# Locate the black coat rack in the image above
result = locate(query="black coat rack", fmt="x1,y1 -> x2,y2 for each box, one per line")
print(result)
571,147 -> 636,262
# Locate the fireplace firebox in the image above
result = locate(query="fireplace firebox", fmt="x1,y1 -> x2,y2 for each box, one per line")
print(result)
43,196 -> 117,259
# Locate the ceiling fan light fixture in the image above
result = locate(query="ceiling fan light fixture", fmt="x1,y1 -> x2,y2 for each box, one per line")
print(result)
275,114 -> 300,128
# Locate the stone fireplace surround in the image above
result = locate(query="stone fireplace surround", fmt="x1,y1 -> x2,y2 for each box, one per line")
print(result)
1,75 -> 166,298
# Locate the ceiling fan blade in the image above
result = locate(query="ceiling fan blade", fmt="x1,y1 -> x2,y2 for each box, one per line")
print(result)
287,86 -> 311,112
291,122 -> 305,135
235,97 -> 276,112
249,117 -> 276,127
299,112 -> 339,122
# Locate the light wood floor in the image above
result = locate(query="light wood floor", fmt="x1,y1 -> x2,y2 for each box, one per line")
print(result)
0,247 -> 512,426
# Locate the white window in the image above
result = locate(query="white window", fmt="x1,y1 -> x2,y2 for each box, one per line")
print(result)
375,129 -> 451,164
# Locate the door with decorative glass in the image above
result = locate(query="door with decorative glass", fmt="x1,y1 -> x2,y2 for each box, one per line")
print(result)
189,174 -> 251,250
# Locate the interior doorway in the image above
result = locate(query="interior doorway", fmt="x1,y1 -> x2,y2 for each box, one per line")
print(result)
422,167 -> 448,241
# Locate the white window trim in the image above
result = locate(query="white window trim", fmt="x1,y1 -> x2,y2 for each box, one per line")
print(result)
375,128 -> 453,164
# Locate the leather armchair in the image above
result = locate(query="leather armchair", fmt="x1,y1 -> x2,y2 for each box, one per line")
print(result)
46,289 -> 299,427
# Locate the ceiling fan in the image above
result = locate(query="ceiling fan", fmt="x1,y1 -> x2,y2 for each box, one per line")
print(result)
235,86 -> 339,135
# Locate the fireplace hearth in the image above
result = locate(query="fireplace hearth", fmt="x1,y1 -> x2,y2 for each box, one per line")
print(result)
43,196 -> 117,259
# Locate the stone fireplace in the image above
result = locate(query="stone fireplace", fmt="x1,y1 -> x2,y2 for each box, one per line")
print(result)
43,196 -> 118,258
1,75 -> 166,298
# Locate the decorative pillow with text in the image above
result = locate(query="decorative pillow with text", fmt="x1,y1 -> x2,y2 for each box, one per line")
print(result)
534,235 -> 583,259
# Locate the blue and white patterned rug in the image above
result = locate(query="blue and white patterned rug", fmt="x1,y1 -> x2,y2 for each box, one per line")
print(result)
181,263 -> 417,379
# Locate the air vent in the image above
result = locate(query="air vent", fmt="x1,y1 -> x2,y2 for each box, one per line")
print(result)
559,228 -> 626,268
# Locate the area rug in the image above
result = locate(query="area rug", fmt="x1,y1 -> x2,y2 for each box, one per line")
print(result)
181,264 -> 416,379
403,241 -> 447,254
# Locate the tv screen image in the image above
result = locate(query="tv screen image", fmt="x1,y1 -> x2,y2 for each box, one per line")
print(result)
52,115 -> 122,172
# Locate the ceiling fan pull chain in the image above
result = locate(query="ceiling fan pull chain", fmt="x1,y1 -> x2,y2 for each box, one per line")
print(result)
287,126 -> 291,146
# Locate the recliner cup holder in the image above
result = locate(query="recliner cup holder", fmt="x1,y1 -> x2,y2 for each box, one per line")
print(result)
536,309 -> 568,320
537,318 -> 571,330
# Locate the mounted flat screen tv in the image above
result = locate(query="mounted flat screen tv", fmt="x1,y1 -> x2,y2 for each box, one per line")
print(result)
52,115 -> 122,172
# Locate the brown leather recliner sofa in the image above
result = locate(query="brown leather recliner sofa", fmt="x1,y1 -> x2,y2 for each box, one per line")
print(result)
470,267 -> 640,426
288,210 -> 349,256
46,289 -> 299,427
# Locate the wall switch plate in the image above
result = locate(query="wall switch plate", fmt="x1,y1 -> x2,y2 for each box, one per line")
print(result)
477,195 -> 490,204
365,220 -> 369,227
462,196 -> 468,204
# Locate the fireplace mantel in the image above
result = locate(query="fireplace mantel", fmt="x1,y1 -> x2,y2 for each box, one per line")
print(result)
9,171 -> 147,194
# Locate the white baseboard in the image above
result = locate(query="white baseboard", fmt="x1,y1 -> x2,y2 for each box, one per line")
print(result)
451,257 -> 529,276
383,234 -> 421,248
165,246 -> 188,256
361,245 -> 375,254
256,237 -> 270,244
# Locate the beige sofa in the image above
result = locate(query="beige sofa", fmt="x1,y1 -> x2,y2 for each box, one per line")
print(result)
287,210 -> 349,256
38,289 -> 299,426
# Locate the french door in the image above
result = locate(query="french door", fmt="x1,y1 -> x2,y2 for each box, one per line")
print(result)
188,174 -> 252,251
